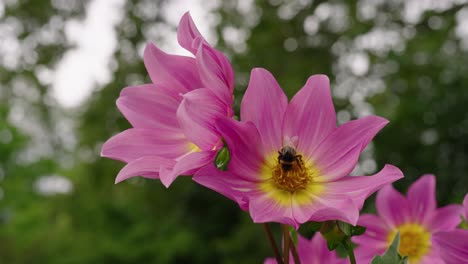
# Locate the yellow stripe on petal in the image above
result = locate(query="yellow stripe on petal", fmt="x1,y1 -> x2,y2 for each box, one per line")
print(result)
187,143 -> 201,153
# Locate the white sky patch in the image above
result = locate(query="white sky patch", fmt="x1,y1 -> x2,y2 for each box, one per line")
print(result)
51,0 -> 125,108
51,0 -> 216,108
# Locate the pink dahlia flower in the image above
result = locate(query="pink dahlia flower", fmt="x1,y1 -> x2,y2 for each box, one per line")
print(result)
431,194 -> 468,264
101,12 -> 234,187
264,233 -> 349,264
193,68 -> 403,228
353,175 -> 463,264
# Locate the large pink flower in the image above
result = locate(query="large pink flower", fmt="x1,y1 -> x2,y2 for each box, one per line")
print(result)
101,12 -> 234,187
431,194 -> 468,264
193,68 -> 403,227
353,175 -> 463,264
264,233 -> 349,264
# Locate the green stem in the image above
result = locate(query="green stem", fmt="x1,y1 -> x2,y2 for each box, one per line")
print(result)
282,225 -> 290,264
263,223 -> 284,264
288,236 -> 301,264
343,239 -> 357,264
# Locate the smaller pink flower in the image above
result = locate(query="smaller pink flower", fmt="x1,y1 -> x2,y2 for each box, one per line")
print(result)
431,194 -> 468,264
101,12 -> 234,187
353,175 -> 463,264
264,233 -> 349,264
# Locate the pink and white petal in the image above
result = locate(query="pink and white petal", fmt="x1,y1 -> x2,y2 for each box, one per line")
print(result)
143,43 -> 202,93
376,184 -> 411,228
312,115 -> 389,182
292,194 -> 360,225
159,150 -> 216,187
196,43 -> 234,103
429,205 -> 463,232
114,156 -> 176,184
353,214 -> 390,248
193,163 -> 253,210
215,118 -> 265,182
177,12 -> 206,55
177,88 -> 227,150
407,175 -> 437,225
117,84 -> 181,130
101,128 -> 189,162
324,164 -> 404,210
432,230 -> 468,264
283,75 -> 336,156
249,193 -> 297,228
240,68 -> 287,153
464,194 -> 468,219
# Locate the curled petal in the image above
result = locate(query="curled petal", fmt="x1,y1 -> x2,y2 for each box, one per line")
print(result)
408,175 -> 436,225
215,118 -> 264,182
196,42 -> 234,103
160,150 -> 216,188
376,184 -> 411,228
101,128 -> 188,162
312,115 -> 389,182
117,84 -> 180,130
114,156 -> 175,184
177,12 -> 206,55
193,163 -> 252,210
240,68 -> 288,152
143,43 -> 202,94
283,75 -> 336,157
177,88 -> 226,150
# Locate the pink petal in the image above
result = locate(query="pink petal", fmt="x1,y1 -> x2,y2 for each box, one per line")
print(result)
240,68 -> 288,153
303,234 -> 347,264
407,175 -> 436,225
353,214 -> 389,248
196,42 -> 234,103
177,88 -> 226,150
429,205 -> 463,232
464,194 -> 468,220
283,75 -> 336,157
432,230 -> 468,264
177,12 -> 205,55
215,118 -> 264,182
193,163 -> 252,210
160,150 -> 216,187
376,184 -> 410,228
324,164 -> 404,210
292,194 -> 359,225
312,115 -> 389,182
101,128 -> 189,163
143,43 -> 202,94
114,156 -> 176,183
248,193 -> 297,227
117,84 -> 181,130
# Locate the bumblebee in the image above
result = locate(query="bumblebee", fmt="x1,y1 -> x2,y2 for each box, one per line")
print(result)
277,146 -> 303,171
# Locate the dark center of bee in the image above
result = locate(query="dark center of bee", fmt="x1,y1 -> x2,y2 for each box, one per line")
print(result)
272,146 -> 311,192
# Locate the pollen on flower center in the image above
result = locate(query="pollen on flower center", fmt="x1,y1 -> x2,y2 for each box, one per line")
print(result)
271,146 -> 314,192
387,224 -> 431,262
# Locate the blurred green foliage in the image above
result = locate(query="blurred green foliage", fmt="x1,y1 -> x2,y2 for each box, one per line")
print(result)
1,0 -> 468,263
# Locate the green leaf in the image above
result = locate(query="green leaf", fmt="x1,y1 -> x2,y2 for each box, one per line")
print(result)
320,222 -> 346,250
214,146 -> 230,170
371,232 -> 408,264
351,225 -> 366,236
289,226 -> 298,245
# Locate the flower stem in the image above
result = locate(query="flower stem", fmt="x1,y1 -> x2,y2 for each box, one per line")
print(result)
282,225 -> 290,264
263,223 -> 284,264
343,239 -> 357,264
288,236 -> 301,264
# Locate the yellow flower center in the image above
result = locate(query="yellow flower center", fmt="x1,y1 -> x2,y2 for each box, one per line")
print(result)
259,149 -> 324,206
387,223 -> 431,263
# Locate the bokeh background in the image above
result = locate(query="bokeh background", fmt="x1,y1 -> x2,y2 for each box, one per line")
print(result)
1,0 -> 468,263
